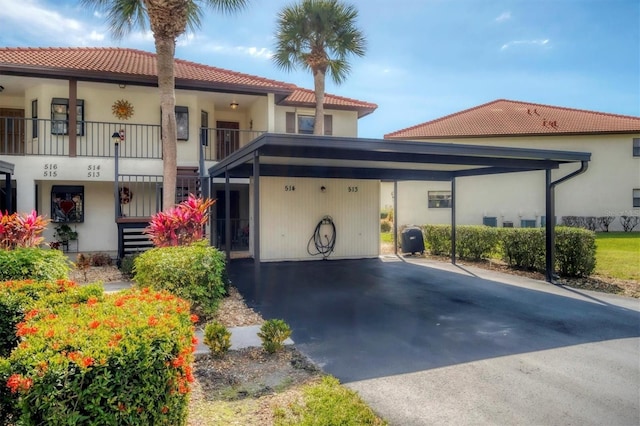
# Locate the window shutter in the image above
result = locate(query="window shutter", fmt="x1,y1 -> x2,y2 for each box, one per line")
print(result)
286,112 -> 295,133
324,114 -> 333,136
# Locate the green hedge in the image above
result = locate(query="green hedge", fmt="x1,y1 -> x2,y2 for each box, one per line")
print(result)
1,282 -> 196,425
134,240 -> 227,320
0,248 -> 71,282
421,225 -> 596,277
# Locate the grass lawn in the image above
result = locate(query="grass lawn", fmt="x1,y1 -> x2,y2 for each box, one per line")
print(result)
595,232 -> 640,281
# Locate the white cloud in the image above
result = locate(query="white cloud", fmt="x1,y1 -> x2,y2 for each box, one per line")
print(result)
495,11 -> 511,22
88,31 -> 105,42
501,39 -> 550,50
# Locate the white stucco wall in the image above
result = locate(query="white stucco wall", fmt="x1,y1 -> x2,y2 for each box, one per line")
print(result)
257,177 -> 380,261
383,134 -> 640,231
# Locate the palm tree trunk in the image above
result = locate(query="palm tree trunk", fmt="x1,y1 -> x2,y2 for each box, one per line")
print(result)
156,36 -> 178,210
313,68 -> 325,135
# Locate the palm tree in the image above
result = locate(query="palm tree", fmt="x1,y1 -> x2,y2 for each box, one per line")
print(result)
81,0 -> 248,210
273,0 -> 366,135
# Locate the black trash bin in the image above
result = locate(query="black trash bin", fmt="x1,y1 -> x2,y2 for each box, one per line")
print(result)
401,227 -> 424,255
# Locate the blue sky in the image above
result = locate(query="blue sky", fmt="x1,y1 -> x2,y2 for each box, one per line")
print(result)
1,0 -> 638,138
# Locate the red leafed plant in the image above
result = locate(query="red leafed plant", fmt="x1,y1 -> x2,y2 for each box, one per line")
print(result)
0,210 -> 49,250
145,195 -> 215,247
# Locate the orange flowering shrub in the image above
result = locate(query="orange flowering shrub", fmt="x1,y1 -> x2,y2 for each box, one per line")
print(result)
1,284 -> 196,425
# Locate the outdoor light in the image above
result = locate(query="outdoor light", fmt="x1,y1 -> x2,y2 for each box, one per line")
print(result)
230,102 -> 239,110
112,132 -> 121,145
321,186 -> 326,193
0,85 -> 4,92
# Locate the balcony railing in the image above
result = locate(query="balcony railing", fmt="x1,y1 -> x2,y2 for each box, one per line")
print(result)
0,117 -> 263,160
201,128 -> 265,161
117,174 -> 204,219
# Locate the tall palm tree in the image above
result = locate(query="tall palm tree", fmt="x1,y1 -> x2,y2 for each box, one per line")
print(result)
81,0 -> 248,210
273,0 -> 366,135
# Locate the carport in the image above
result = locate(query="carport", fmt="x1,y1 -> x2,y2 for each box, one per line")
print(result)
208,133 -> 590,282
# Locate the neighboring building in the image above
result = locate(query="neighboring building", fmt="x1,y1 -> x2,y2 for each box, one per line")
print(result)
0,47 -> 377,258
383,99 -> 640,232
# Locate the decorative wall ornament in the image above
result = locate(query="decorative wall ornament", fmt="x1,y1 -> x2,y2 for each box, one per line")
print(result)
112,99 -> 134,120
119,186 -> 133,204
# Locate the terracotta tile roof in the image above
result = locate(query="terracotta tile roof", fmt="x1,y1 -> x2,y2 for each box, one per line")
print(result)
281,88 -> 378,117
0,46 -> 295,91
0,47 -> 376,116
385,99 -> 640,139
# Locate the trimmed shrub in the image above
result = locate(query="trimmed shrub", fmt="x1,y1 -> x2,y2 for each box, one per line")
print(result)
119,253 -> 138,279
258,319 -> 292,354
499,228 -> 546,271
422,225 -> 451,256
2,287 -> 196,425
0,248 -> 71,282
134,240 -> 227,320
456,226 -> 500,261
380,219 -> 392,233
203,321 -> 231,357
90,252 -> 113,266
555,227 -> 596,277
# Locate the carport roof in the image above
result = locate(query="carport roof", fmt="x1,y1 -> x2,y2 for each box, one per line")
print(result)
208,133 -> 591,181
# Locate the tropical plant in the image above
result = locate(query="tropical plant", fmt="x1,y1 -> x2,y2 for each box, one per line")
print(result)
145,195 -> 215,247
0,210 -> 48,250
53,223 -> 78,243
273,0 -> 366,135
258,319 -> 292,354
81,0 -> 249,210
203,321 -> 231,357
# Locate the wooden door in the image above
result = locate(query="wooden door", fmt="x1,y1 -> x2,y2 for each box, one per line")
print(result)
216,121 -> 239,160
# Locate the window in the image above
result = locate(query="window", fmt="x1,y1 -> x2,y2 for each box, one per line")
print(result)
286,112 -> 333,135
298,115 -> 315,134
428,191 -> 451,208
31,99 -> 38,138
634,189 -> 640,208
51,185 -> 84,223
521,219 -> 536,228
176,106 -> 189,140
483,217 -> 497,227
634,138 -> 640,157
51,98 -> 84,136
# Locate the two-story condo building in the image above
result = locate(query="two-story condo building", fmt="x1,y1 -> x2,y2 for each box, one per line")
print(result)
384,99 -> 640,232
0,47 -> 376,258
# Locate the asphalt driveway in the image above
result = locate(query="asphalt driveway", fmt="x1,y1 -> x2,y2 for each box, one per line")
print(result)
228,257 -> 640,425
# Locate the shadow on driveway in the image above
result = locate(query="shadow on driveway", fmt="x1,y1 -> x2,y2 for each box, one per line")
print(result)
228,258 -> 640,383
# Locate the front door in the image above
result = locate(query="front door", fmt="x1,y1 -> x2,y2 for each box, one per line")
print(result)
216,121 -> 239,160
0,108 -> 25,154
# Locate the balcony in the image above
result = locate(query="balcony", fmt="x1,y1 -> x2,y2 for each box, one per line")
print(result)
0,116 -> 264,160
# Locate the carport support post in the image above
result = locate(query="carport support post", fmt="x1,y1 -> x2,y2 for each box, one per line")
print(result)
545,169 -> 556,283
393,181 -> 398,255
225,170 -> 231,262
451,177 -> 456,265
5,172 -> 11,213
253,151 -> 261,265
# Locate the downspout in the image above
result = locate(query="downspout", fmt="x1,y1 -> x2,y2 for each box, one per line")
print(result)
545,160 -> 589,283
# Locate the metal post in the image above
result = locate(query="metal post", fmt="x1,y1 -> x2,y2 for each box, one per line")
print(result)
451,177 -> 456,265
393,181 -> 398,255
114,141 -> 119,221
253,151 -> 261,265
199,133 -> 209,199
545,169 -> 555,282
5,172 -> 12,213
225,169 -> 231,262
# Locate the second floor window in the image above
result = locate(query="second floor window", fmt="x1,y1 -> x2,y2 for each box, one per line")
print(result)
51,98 -> 84,136
634,189 -> 640,208
286,112 -> 333,135
633,138 -> 640,157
